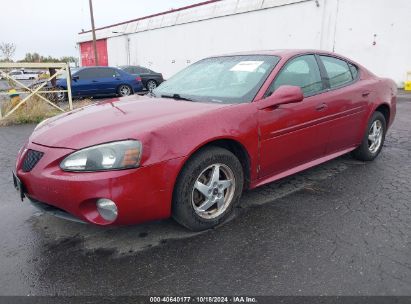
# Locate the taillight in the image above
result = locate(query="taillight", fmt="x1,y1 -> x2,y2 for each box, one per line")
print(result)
136,76 -> 142,82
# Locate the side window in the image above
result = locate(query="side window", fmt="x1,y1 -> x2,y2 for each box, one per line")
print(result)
97,68 -> 116,78
136,67 -> 149,74
320,56 -> 353,88
123,67 -> 133,74
77,69 -> 99,79
113,69 -> 121,77
268,55 -> 323,97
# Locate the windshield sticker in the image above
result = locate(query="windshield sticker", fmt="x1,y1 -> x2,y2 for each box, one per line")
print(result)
230,61 -> 264,72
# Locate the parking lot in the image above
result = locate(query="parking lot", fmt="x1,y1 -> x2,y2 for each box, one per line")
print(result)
0,95 -> 410,296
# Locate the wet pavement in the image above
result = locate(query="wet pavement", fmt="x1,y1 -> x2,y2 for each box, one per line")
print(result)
0,97 -> 410,296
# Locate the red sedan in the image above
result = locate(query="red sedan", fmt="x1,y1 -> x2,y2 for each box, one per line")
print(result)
13,50 -> 397,231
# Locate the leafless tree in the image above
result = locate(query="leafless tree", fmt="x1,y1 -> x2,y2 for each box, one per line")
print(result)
0,42 -> 16,62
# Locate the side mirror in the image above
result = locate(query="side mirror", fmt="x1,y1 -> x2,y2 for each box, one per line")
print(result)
257,85 -> 304,110
72,75 -> 79,81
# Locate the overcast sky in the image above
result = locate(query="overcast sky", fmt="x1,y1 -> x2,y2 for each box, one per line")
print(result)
0,0 -> 203,60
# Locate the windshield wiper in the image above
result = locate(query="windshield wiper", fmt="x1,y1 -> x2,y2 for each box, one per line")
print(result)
161,94 -> 195,102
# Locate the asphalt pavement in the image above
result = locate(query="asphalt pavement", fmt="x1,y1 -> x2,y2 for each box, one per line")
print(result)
0,96 -> 410,296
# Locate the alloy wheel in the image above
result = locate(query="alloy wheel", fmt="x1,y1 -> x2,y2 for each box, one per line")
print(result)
191,163 -> 236,220
56,91 -> 66,102
368,120 -> 383,153
147,80 -> 157,92
119,85 -> 131,96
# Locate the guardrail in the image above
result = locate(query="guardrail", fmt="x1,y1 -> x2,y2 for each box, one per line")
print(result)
0,63 -> 73,119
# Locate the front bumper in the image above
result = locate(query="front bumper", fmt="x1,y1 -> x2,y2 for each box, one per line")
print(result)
16,142 -> 183,226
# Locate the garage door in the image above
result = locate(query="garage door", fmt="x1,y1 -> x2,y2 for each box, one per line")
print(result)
80,39 -> 108,66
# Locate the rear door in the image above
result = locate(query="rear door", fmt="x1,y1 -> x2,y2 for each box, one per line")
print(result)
94,68 -> 121,94
258,54 -> 330,178
317,55 -> 369,154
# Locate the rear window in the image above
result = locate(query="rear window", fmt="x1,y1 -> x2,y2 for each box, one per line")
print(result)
349,63 -> 359,79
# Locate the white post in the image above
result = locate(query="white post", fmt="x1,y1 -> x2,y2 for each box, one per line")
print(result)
66,64 -> 73,110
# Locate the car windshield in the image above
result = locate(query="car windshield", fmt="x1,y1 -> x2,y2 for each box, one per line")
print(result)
57,68 -> 79,79
153,55 -> 280,104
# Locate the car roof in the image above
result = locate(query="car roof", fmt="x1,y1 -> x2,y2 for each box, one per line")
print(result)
120,65 -> 147,68
76,66 -> 120,71
211,49 -> 342,59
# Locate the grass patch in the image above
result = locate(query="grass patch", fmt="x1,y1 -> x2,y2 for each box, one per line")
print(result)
0,96 -> 94,126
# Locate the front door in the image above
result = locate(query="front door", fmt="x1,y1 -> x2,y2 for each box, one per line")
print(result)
257,55 -> 330,178
72,68 -> 100,96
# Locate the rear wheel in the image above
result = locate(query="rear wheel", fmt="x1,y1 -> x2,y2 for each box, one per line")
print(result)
118,85 -> 132,97
172,147 -> 244,231
352,111 -> 386,161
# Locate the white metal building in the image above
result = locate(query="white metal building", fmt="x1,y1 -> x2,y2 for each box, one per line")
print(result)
77,0 -> 411,87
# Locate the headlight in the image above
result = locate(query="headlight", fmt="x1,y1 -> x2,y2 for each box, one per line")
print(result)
60,140 -> 142,172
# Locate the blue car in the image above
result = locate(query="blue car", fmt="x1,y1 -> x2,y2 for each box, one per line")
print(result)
56,67 -> 143,101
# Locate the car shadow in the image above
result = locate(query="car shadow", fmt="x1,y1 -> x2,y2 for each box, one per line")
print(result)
29,154 -> 363,257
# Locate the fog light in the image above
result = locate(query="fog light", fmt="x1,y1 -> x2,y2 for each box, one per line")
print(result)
96,199 -> 118,222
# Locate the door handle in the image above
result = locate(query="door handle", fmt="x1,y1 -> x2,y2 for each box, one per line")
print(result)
315,103 -> 328,111
362,91 -> 371,97
92,80 -> 98,83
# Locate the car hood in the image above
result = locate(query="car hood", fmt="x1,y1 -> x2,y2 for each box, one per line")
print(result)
30,95 -> 229,150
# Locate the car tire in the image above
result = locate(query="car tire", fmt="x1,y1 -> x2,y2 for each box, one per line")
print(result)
146,80 -> 157,92
172,147 -> 244,231
55,88 -> 67,102
352,111 -> 387,161
118,85 -> 132,97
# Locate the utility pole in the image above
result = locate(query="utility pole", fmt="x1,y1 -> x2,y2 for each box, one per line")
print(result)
89,0 -> 99,66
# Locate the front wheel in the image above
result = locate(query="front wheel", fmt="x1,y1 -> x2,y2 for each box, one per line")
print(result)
352,111 -> 386,161
118,85 -> 132,97
55,89 -> 67,102
146,80 -> 157,92
172,147 -> 244,231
